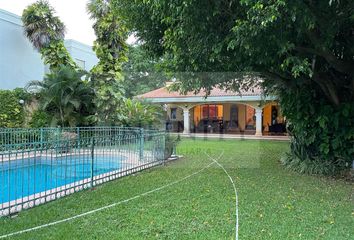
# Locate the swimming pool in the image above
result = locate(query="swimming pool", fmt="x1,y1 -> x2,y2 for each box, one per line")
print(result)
0,155 -> 125,204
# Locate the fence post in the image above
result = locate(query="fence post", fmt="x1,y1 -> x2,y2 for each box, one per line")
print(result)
40,128 -> 43,149
162,131 -> 166,165
139,128 -> 144,162
77,127 -> 80,149
56,127 -> 60,144
90,137 -> 95,188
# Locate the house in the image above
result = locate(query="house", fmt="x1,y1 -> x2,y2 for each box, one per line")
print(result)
0,9 -> 98,90
138,82 -> 286,136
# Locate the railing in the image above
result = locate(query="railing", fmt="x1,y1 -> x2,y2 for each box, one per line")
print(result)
0,127 -> 166,216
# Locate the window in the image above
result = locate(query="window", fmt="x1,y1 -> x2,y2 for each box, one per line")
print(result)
75,59 -> 86,69
170,108 -> 177,120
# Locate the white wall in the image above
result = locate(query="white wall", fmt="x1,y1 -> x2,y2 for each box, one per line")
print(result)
0,9 -> 98,90
0,9 -> 44,90
64,39 -> 98,72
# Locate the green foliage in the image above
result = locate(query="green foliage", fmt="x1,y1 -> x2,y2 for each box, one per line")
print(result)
0,89 -> 26,128
27,66 -> 95,127
28,110 -> 50,128
116,99 -> 162,128
278,84 -> 354,175
1,139 -> 353,239
22,0 -> 78,71
87,0 -> 128,125
115,0 -> 354,174
123,45 -> 166,98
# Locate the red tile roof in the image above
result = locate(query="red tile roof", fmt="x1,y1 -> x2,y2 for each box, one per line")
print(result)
138,86 -> 262,99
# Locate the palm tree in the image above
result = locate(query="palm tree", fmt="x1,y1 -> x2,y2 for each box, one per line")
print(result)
22,0 -> 65,50
22,1 -> 78,70
27,66 -> 95,127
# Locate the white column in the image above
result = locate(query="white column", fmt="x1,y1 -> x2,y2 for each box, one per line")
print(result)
183,108 -> 190,134
255,108 -> 263,136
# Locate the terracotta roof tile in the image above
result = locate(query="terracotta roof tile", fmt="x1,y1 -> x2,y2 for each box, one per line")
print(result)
137,86 -> 262,99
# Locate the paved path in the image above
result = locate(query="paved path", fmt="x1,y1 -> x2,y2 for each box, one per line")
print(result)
172,133 -> 290,141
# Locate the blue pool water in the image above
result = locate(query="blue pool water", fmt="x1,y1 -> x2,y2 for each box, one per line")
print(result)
0,155 -> 124,204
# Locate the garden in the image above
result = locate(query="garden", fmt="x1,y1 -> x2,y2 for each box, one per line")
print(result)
0,139 -> 352,239
0,0 -> 353,239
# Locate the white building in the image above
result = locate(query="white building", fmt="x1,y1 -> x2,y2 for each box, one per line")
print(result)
0,9 -> 98,90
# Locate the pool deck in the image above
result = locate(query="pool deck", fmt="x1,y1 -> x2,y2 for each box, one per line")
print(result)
172,133 -> 290,141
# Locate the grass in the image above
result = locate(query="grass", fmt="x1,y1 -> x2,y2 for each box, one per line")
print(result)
0,138 -> 352,239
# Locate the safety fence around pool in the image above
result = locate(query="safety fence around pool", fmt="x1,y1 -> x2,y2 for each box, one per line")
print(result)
0,127 -> 166,216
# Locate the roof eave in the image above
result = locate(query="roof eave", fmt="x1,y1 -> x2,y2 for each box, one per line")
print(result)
140,95 -> 276,103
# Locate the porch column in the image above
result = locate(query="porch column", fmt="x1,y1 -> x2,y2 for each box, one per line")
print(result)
255,108 -> 263,136
183,108 -> 190,134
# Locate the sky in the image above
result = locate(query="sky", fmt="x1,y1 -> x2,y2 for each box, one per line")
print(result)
0,0 -> 136,46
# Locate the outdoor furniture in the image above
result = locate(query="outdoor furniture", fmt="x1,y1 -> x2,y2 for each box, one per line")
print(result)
268,123 -> 286,133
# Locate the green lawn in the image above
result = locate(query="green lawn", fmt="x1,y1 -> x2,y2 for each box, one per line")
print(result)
0,139 -> 352,239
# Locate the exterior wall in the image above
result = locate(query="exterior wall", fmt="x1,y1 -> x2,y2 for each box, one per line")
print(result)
0,9 -> 98,90
238,104 -> 246,130
223,103 -> 231,120
166,104 -> 183,121
64,40 -> 98,72
263,104 -> 272,131
165,104 -> 184,132
0,9 -> 44,90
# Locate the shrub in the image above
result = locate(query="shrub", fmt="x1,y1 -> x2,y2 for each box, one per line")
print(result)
278,84 -> 354,175
27,66 -> 96,127
28,110 -> 50,128
117,99 -> 163,128
0,88 -> 27,128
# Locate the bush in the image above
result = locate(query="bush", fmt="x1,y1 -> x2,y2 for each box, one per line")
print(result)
278,84 -> 354,175
28,110 -> 50,128
117,99 -> 163,128
27,66 -> 96,127
0,88 -> 28,128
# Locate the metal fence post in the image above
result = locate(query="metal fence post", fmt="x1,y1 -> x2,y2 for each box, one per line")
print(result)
162,132 -> 166,165
40,128 -> 43,149
90,137 -> 95,188
139,128 -> 144,162
77,127 -> 80,149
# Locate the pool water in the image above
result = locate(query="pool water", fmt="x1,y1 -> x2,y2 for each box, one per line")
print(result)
0,155 -> 124,204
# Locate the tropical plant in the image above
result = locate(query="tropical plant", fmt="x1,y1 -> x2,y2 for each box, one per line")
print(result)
116,99 -> 162,128
0,89 -> 27,128
87,0 -> 128,125
27,66 -> 95,127
113,0 -> 354,174
22,0 -> 78,70
28,109 -> 50,128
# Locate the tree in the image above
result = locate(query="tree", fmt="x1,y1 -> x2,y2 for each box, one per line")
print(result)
122,45 -> 166,98
22,0 -> 78,70
27,66 -> 95,127
87,0 -> 128,125
113,0 -> 354,174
